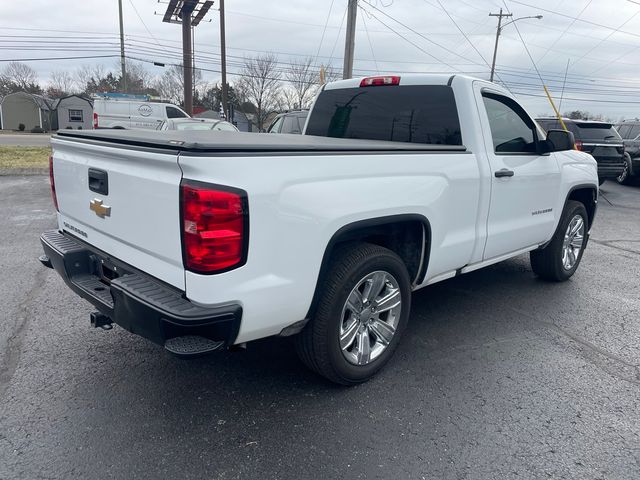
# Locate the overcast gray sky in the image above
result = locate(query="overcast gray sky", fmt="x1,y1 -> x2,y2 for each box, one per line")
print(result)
3,0 -> 640,119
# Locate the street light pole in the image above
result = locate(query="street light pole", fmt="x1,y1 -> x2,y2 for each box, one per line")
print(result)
489,10 -> 543,83
489,9 -> 511,83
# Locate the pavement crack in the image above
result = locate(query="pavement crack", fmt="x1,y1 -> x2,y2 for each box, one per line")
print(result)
0,266 -> 48,400
589,239 -> 640,255
451,287 -> 640,386
598,192 -> 640,211
599,192 -> 614,206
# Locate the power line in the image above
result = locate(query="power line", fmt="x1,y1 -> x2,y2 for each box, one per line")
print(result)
432,0 -> 515,90
361,1 -> 487,67
0,54 -> 121,62
501,1 -> 544,87
509,0 -> 640,40
313,0 -> 336,67
361,12 -> 380,75
513,91 -> 640,104
127,0 -> 165,50
358,4 -> 461,70
531,0 -> 592,67
327,5 -> 348,68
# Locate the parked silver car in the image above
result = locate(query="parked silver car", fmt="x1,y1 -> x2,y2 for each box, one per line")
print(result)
157,118 -> 239,132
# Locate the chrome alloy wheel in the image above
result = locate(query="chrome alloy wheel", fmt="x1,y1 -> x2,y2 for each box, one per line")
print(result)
562,214 -> 585,270
617,160 -> 629,184
339,270 -> 402,366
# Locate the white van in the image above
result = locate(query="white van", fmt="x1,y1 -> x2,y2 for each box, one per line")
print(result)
92,93 -> 190,130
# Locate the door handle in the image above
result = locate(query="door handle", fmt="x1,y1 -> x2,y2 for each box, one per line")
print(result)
495,168 -> 515,178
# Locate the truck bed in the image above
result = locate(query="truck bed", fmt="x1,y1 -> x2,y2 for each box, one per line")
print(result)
55,130 -> 468,154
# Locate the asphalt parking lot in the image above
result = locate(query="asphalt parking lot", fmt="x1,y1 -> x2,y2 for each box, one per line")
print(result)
1,175 -> 639,480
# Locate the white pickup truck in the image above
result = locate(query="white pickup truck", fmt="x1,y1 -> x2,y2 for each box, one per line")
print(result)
40,74 -> 598,384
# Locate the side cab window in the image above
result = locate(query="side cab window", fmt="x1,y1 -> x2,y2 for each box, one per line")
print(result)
482,92 -> 539,154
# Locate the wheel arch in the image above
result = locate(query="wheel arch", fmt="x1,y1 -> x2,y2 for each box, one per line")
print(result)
566,184 -> 598,230
305,214 -> 431,319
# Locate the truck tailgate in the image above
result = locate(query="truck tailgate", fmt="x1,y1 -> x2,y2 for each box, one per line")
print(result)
51,137 -> 185,289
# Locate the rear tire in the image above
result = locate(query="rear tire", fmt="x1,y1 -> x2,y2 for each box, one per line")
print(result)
295,243 -> 411,385
617,153 -> 632,185
530,200 -> 588,282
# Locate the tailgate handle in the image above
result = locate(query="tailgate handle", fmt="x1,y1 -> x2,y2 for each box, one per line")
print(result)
88,168 -> 109,195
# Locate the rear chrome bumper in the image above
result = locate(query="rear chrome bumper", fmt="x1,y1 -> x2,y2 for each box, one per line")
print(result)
40,230 -> 242,348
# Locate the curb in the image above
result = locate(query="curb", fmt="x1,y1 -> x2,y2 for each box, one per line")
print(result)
0,168 -> 48,176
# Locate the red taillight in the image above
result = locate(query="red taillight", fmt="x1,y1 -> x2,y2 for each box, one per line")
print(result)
575,140 -> 583,151
93,112 -> 99,129
49,155 -> 58,211
180,181 -> 248,274
360,76 -> 400,87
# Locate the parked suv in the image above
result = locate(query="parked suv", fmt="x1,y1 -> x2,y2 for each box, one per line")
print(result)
267,110 -> 308,134
614,119 -> 640,184
536,118 -> 625,185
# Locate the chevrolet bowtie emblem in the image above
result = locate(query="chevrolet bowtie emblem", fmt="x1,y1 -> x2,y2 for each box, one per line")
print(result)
90,198 -> 111,218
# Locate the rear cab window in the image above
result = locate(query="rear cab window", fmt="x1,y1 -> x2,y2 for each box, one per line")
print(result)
305,84 -> 462,145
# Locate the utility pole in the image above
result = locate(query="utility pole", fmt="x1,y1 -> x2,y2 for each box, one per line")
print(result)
192,26 -> 196,103
117,0 -> 127,92
181,8 -> 194,115
220,0 -> 229,120
342,0 -> 357,79
489,9 -> 511,83
162,1 -> 214,116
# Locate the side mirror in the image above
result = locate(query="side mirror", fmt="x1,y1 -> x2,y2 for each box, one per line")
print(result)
541,129 -> 575,153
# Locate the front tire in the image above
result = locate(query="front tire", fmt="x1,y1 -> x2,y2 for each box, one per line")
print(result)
295,243 -> 411,385
530,200 -> 588,282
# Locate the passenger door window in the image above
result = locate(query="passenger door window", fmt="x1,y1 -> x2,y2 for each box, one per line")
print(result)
482,93 -> 538,154
166,106 -> 187,119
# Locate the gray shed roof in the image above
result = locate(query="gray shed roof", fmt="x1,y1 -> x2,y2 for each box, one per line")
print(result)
51,94 -> 93,110
1,91 -> 53,111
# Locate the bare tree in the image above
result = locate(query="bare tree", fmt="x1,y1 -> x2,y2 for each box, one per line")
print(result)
321,64 -> 342,84
284,57 -> 319,110
278,87 -> 298,111
236,53 -> 282,131
153,64 -> 204,105
0,62 -> 41,94
75,64 -> 106,93
47,70 -> 76,97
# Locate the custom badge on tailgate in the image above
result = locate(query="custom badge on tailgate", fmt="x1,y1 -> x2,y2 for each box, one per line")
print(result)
90,198 -> 111,218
